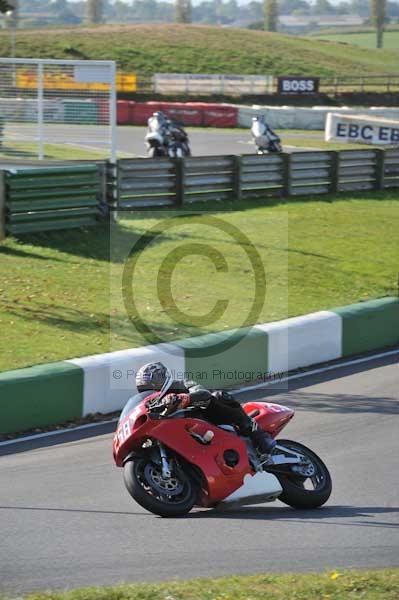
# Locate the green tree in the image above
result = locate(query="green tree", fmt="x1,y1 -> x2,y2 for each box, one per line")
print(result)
370,0 -> 386,48
86,0 -> 103,23
0,0 -> 13,12
175,0 -> 191,23
264,0 -> 278,31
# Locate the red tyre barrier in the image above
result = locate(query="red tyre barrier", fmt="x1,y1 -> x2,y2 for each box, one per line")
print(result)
96,99 -> 110,124
159,102 -> 203,126
131,102 -> 162,125
202,105 -> 238,127
117,100 -> 130,125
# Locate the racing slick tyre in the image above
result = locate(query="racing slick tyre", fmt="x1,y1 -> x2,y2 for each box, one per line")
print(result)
274,439 -> 332,509
124,457 -> 197,517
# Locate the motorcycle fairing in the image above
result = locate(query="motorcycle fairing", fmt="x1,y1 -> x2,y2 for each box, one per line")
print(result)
243,402 -> 294,436
218,471 -> 282,508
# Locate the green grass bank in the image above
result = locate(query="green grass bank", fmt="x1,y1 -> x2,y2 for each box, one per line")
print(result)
12,569 -> 399,600
1,24 -> 399,75
1,192 -> 398,372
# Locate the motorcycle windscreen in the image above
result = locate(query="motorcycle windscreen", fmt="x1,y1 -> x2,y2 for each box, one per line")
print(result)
118,391 -> 152,424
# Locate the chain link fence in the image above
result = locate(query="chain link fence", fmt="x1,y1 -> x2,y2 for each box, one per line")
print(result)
0,58 -> 117,162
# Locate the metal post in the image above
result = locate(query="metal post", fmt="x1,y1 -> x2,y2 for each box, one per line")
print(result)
175,157 -> 185,206
37,62 -> 44,160
110,61 -> 117,163
281,153 -> 291,197
375,149 -> 385,191
233,155 -> 242,202
330,151 -> 339,194
0,171 -> 7,242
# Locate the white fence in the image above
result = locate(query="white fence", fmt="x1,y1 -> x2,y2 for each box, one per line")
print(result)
153,73 -> 273,96
237,105 -> 399,130
0,58 -> 117,161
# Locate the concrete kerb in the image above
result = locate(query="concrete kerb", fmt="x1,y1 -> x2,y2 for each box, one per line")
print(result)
67,342 -> 185,415
1,297 -> 398,435
255,310 -> 342,375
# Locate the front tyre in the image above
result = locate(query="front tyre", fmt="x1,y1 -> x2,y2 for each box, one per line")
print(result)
123,457 -> 197,517
275,439 -> 332,509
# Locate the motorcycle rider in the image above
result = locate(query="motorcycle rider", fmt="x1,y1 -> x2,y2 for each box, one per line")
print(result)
146,111 -> 190,157
135,361 -> 276,459
251,114 -> 282,154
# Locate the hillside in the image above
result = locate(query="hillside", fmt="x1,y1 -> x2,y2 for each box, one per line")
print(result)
1,24 -> 399,75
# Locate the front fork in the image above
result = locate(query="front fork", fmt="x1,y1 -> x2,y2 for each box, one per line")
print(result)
158,442 -> 172,479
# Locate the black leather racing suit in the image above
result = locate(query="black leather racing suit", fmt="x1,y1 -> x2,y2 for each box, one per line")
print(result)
168,380 -> 275,455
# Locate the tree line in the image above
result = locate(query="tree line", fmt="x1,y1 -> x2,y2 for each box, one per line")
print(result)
1,0 -> 392,49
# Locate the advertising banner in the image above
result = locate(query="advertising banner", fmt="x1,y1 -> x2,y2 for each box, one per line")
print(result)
325,112 -> 399,145
153,73 -> 273,95
277,76 -> 319,94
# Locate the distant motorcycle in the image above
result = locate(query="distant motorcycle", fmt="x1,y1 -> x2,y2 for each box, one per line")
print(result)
145,111 -> 191,158
251,115 -> 282,154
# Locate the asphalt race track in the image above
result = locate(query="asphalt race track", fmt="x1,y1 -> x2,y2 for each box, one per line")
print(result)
3,123 -> 311,158
1,353 -> 398,594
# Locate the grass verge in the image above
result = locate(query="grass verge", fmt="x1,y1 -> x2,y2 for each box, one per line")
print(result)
1,192 -> 398,372
15,569 -> 399,600
0,141 -> 109,160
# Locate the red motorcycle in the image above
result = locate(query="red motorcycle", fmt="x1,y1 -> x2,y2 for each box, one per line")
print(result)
113,383 -> 332,517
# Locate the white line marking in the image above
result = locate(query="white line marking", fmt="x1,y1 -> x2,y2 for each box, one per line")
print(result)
0,419 -> 118,448
1,347 -> 398,448
235,348 -> 399,395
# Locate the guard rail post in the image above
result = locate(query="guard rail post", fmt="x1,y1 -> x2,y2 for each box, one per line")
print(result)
330,151 -> 340,195
0,171 -> 6,242
175,157 -> 185,206
234,155 -> 242,202
281,153 -> 291,197
375,149 -> 385,191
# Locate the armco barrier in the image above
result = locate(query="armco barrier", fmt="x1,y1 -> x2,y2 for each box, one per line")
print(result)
114,148 -> 399,209
116,157 -> 177,208
0,362 -> 83,435
3,165 -> 103,235
1,298 -> 398,436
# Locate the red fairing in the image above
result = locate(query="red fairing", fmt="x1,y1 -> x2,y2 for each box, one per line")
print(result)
113,397 -> 253,506
113,397 -> 294,507
242,402 -> 294,436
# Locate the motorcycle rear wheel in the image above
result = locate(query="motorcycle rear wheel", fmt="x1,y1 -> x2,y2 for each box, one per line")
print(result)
124,457 -> 197,517
274,439 -> 332,509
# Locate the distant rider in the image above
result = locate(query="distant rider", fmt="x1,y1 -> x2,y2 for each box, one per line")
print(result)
135,362 -> 276,459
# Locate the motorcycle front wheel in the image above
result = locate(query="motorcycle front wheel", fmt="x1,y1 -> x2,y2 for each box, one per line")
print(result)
148,146 -> 165,158
124,457 -> 197,517
274,439 -> 332,509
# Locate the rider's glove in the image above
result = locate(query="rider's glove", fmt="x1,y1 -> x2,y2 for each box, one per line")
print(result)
164,393 -> 190,414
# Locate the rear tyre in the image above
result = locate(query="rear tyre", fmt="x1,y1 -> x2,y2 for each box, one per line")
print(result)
148,146 -> 164,158
274,439 -> 332,509
124,457 -> 197,517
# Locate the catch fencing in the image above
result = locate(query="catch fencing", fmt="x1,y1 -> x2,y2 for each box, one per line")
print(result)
0,58 -> 117,161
